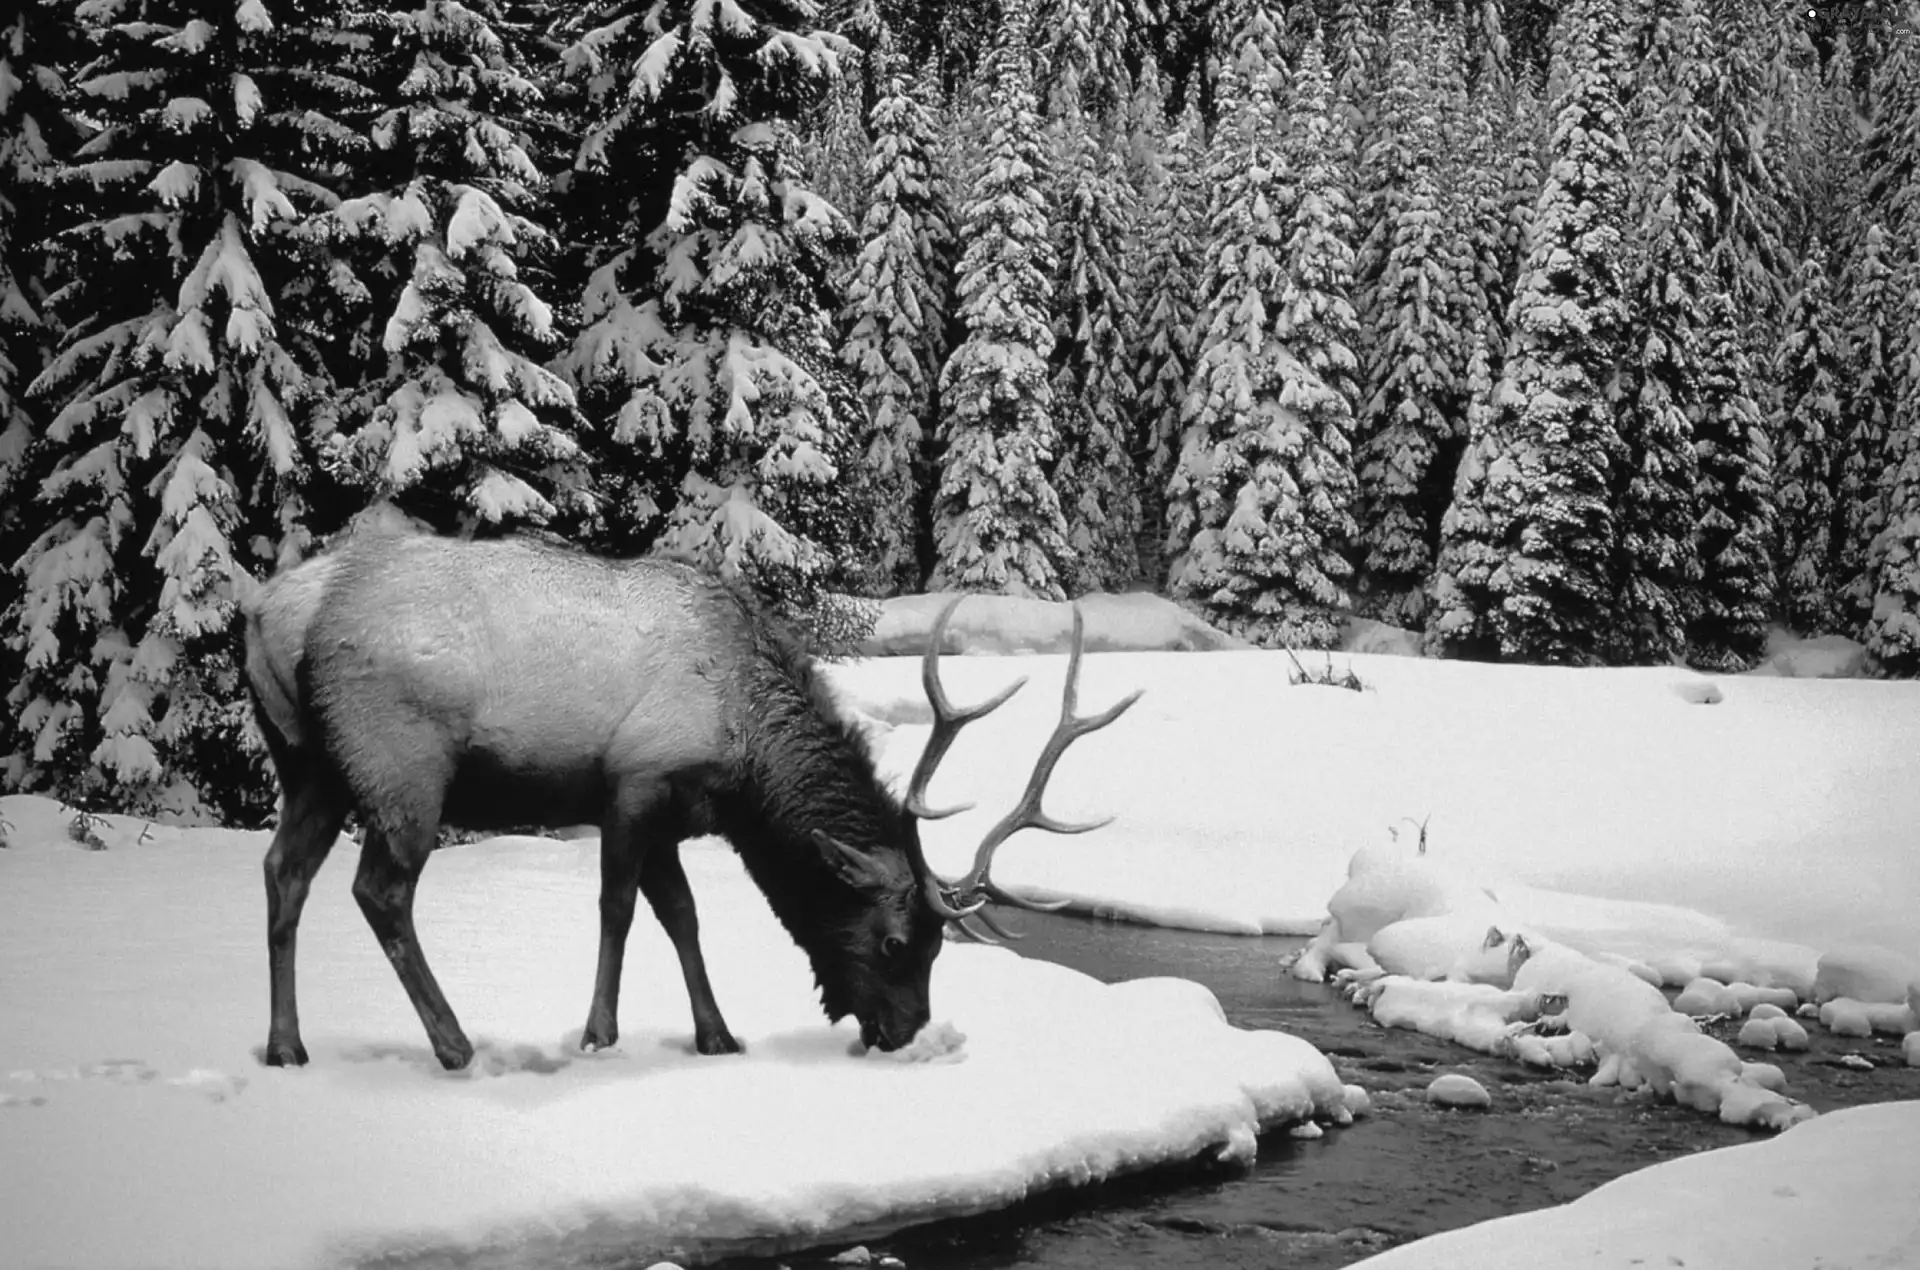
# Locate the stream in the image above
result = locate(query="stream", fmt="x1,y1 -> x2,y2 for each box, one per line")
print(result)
729,912 -> 1920,1270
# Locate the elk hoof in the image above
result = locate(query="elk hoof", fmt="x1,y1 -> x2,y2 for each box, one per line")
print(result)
434,1040 -> 475,1072
263,1036 -> 309,1067
695,1029 -> 743,1056
580,1023 -> 618,1052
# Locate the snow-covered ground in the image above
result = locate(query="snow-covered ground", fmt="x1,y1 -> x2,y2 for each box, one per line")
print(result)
837,633 -> 1920,969
0,795 -> 1352,1270
4,591 -> 1917,1267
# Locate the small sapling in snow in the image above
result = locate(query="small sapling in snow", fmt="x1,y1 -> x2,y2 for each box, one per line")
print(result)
0,814 -> 12,848
67,810 -> 108,851
1284,648 -> 1368,692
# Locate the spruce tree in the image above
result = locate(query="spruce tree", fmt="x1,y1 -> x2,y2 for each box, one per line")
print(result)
1170,23 -> 1359,648
559,0 -> 860,602
839,62 -> 952,592
1165,1 -> 1289,629
1425,322 -> 1502,655
800,65 -> 872,251
7,0 -> 357,817
931,0 -> 1073,597
1048,6 -> 1141,594
1268,33 -> 1363,642
1429,0 -> 1633,665
1130,95 -> 1204,585
1689,291 -> 1777,669
1327,0 -> 1384,143
328,0 -> 586,533
0,3 -> 81,539
1702,0 -> 1793,317
1614,0 -> 1710,665
1861,10 -> 1920,672
1838,9 -> 1917,633
0,1 -> 86,791
1354,2 -> 1462,628
1441,34 -> 1509,371
1772,251 -> 1847,631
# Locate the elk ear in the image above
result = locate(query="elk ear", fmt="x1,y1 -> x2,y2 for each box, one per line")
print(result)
813,829 -> 891,893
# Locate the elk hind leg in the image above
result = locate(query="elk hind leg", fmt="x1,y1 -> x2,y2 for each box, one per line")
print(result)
262,767 -> 348,1067
641,839 -> 741,1056
352,819 -> 473,1071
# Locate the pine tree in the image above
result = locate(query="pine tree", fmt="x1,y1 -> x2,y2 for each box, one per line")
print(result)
931,0 -> 1073,597
1429,0 -> 1633,665
7,0 -> 358,818
1688,291 -> 1777,669
1353,2 -> 1462,628
1130,93 -> 1204,585
1048,4 -> 1141,594
559,0 -> 860,602
1772,251 -> 1847,631
1614,0 -> 1711,665
839,62 -> 953,591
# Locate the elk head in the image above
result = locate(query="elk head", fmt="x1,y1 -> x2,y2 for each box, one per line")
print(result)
820,597 -> 1142,1046
814,596 -> 1139,1049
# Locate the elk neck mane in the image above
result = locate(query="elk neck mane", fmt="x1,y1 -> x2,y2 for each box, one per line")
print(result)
707,589 -> 917,932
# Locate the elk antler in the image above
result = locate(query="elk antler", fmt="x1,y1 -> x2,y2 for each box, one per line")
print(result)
908,601 -> 1142,938
903,596 -> 1028,823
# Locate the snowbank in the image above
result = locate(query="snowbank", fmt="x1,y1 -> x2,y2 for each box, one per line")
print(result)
1348,1100 -> 1920,1269
854,590 -> 1249,656
0,796 -> 1351,1270
1744,627 -> 1872,679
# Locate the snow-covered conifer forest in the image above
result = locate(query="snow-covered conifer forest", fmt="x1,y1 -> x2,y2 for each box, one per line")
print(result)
2,0 -> 1918,822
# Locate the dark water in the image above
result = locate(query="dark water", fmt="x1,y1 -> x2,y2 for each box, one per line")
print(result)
721,914 -> 1920,1270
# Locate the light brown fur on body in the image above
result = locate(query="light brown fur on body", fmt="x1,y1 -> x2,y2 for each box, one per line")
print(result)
250,532 -> 742,832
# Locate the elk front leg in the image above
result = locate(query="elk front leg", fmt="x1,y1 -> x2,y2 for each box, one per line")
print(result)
261,771 -> 347,1067
581,804 -> 651,1052
641,840 -> 741,1056
352,823 -> 473,1071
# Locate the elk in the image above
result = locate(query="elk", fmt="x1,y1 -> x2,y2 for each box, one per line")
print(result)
243,528 -> 1140,1070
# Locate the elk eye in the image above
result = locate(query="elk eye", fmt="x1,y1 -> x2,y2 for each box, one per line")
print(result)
880,935 -> 906,960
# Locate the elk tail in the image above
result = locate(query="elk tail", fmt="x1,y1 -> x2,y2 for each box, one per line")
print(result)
237,556 -> 336,757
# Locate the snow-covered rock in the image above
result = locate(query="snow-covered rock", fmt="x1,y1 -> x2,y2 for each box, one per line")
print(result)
1818,997 -> 1917,1037
1813,947 -> 1920,1005
1426,1073 -> 1492,1109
